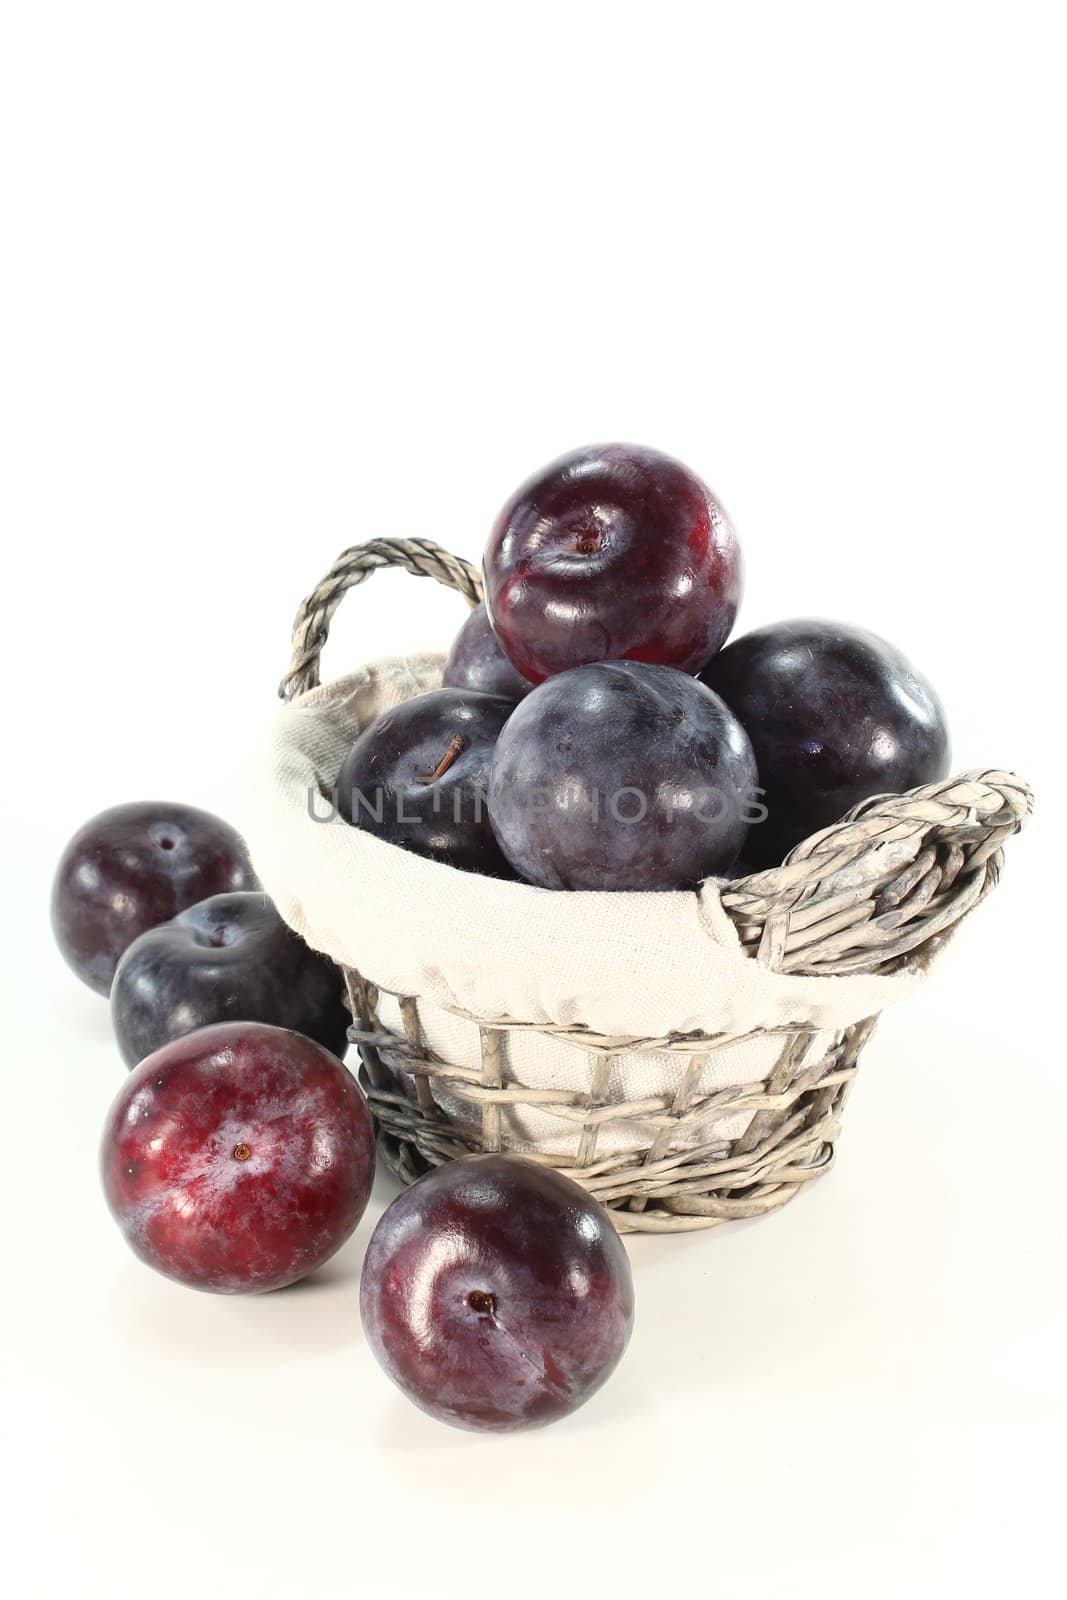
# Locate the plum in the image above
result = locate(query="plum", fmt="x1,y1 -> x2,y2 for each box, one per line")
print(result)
100,1022 -> 375,1293
111,890 -> 350,1068
483,442 -> 742,683
51,801 -> 258,995
360,1155 -> 634,1431
337,688 -> 515,876
701,619 -> 951,867
442,602 -> 533,700
487,660 -> 758,890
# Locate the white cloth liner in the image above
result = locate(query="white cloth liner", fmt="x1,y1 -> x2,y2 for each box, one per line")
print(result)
243,654 -> 929,1156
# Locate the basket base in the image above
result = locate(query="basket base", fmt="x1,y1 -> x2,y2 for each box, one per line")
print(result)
367,1102 -> 839,1233
344,966 -> 874,1235
355,1043 -> 866,1235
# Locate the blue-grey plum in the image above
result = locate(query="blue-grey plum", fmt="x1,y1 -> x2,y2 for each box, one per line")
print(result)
487,660 -> 758,890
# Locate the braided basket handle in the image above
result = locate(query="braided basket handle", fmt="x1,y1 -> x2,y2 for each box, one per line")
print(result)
720,768 -> 1033,976
281,538 -> 483,700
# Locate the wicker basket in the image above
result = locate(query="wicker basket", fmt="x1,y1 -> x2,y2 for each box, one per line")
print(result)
275,537 -> 1032,1234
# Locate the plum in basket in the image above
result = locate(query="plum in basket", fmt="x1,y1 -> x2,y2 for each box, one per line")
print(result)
337,687 -> 516,877
701,619 -> 950,868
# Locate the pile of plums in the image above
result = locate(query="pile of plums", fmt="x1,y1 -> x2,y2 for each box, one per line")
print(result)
52,440 -> 952,1433
340,442 -> 950,885
53,799 -> 632,1430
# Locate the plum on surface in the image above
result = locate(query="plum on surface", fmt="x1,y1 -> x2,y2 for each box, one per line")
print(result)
337,687 -> 515,876
360,1155 -> 634,1431
487,660 -> 758,890
111,890 -> 350,1069
701,619 -> 951,868
100,1022 -> 375,1293
483,442 -> 742,684
442,602 -> 533,700
51,801 -> 258,995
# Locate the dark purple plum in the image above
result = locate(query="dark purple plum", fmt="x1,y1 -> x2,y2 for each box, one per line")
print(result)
52,801 -> 258,995
701,619 -> 951,868
111,891 -> 349,1068
487,661 -> 758,890
442,602 -> 533,700
101,1022 -> 375,1293
360,1155 -> 634,1431
483,443 -> 742,684
337,688 -> 515,877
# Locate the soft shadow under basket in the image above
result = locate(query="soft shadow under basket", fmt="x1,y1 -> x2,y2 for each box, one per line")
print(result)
251,538 -> 1032,1233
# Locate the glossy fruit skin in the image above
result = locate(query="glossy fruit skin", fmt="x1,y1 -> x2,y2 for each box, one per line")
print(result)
111,891 -> 350,1069
337,688 -> 516,877
701,619 -> 951,868
360,1155 -> 634,1432
441,602 -> 533,700
487,660 -> 758,890
483,442 -> 742,684
51,801 -> 258,995
100,1022 -> 375,1293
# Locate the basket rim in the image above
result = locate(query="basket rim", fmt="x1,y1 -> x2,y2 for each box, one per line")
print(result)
278,653 -> 1032,983
284,653 -> 1033,902
266,539 -> 1032,1002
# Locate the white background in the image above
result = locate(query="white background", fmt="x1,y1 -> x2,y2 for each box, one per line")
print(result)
2,4 -> 1064,1597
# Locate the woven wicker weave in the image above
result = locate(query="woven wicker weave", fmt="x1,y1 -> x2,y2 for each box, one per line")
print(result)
280,538 -> 1032,1233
